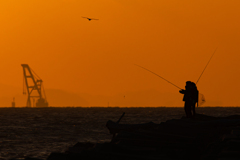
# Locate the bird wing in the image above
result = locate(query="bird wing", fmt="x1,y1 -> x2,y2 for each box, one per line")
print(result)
82,17 -> 99,20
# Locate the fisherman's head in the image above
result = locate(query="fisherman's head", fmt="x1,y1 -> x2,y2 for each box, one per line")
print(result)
185,81 -> 192,89
186,81 -> 192,84
185,81 -> 198,90
191,82 -> 197,89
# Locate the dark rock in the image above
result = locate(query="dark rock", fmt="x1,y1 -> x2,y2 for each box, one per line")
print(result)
46,113 -> 240,160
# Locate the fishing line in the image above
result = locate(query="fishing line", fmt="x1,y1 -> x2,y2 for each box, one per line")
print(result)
134,64 -> 182,90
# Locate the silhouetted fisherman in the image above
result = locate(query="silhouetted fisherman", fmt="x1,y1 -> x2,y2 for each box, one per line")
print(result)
179,81 -> 199,118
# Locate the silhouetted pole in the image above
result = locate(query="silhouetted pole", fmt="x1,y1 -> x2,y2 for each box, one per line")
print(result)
111,112 -> 125,143
12,97 -> 15,107
117,112 -> 125,123
196,48 -> 218,84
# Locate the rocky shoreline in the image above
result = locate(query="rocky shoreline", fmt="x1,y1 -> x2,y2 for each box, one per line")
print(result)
11,113 -> 240,160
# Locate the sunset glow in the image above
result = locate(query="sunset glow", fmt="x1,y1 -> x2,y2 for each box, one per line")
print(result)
1,0 -> 240,107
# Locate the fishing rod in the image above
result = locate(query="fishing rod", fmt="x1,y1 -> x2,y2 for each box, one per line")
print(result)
135,47 -> 217,89
134,64 -> 182,90
196,47 -> 218,84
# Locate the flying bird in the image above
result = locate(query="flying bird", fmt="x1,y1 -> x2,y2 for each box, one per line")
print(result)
82,17 -> 99,21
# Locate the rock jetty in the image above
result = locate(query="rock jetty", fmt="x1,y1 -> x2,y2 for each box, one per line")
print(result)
11,114 -> 240,160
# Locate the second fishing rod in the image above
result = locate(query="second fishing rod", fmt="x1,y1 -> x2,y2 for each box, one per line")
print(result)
135,47 -> 217,89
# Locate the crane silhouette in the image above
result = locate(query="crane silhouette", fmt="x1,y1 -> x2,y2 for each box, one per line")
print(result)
82,17 -> 99,21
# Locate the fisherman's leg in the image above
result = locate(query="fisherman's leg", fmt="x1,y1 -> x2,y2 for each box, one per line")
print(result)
192,103 -> 196,117
187,105 -> 192,118
184,102 -> 188,117
185,102 -> 192,118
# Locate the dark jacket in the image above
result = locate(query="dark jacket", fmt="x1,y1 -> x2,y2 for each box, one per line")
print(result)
179,83 -> 198,103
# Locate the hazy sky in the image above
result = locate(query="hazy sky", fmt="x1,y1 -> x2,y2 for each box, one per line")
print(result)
1,0 -> 240,106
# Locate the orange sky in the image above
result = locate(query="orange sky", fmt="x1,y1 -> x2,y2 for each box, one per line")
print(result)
0,0 -> 240,107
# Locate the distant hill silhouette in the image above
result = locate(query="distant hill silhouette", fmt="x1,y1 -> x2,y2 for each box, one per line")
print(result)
46,89 -> 89,107
0,84 -> 89,107
49,89 -> 224,107
0,83 -> 224,107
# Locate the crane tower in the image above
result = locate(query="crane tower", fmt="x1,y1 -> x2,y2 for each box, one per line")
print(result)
22,64 -> 48,107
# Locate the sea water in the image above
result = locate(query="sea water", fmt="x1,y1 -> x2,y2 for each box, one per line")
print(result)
0,107 -> 240,160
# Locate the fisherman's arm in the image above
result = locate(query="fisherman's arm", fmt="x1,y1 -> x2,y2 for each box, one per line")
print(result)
179,89 -> 185,94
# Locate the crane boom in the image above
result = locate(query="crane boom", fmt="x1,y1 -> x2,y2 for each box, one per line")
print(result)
21,64 -> 48,107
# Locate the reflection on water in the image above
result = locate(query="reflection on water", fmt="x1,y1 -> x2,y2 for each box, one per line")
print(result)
0,107 -> 239,159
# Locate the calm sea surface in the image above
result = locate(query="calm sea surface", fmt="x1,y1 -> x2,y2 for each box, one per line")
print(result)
0,107 -> 240,160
